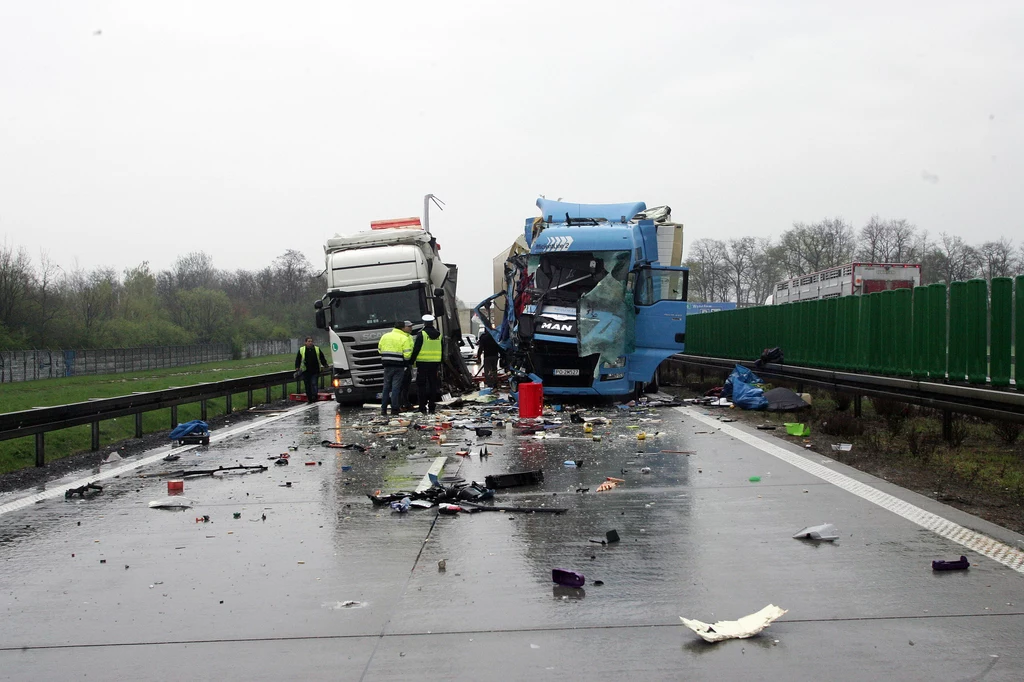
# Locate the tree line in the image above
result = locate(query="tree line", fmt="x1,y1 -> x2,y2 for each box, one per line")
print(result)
685,217 -> 1024,304
0,245 -> 324,351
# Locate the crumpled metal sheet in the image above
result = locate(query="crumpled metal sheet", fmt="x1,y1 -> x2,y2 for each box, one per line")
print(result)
680,604 -> 788,642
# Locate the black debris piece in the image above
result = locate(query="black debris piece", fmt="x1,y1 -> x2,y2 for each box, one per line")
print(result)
484,469 -> 544,489
932,555 -> 970,571
65,483 -> 103,499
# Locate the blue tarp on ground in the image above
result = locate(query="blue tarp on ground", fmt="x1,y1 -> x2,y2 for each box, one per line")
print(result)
723,365 -> 767,410
721,365 -> 763,398
169,420 -> 209,440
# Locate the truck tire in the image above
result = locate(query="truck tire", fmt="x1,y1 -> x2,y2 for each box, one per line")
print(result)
643,375 -> 660,394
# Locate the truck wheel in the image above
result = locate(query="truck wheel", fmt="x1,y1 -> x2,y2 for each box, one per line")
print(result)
643,375 -> 660,394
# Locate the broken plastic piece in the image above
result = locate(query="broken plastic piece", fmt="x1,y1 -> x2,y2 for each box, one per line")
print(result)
784,423 -> 810,437
148,497 -> 193,509
681,604 -> 788,643
552,568 -> 585,588
65,482 -> 103,499
792,523 -> 839,541
390,497 -> 411,513
830,443 -> 853,452
485,469 -> 544,489
932,555 -> 970,571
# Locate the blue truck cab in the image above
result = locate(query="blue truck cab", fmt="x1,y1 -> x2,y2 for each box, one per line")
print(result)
476,198 -> 688,397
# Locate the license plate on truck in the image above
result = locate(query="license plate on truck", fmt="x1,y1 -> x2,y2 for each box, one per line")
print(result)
552,369 -> 580,376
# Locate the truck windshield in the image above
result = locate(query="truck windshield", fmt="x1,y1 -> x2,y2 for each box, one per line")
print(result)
528,251 -> 630,303
329,287 -> 424,331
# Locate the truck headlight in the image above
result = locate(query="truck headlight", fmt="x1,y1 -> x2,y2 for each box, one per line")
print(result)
601,357 -> 627,369
338,378 -> 354,387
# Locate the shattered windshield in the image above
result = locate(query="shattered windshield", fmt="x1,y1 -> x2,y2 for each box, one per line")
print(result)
528,251 -> 630,304
329,287 -> 424,331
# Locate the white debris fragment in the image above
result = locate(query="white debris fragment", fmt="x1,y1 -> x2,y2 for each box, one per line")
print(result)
148,497 -> 193,509
681,604 -> 788,643
793,523 -> 839,541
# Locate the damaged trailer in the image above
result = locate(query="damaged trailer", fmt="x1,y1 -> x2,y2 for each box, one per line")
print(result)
475,198 -> 689,398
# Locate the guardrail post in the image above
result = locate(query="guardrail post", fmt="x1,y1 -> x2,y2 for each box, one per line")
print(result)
854,394 -> 862,418
91,422 -> 100,450
225,392 -> 232,415
247,390 -> 253,409
35,433 -> 45,466
942,409 -> 953,442
135,413 -> 143,438
201,400 -> 207,421
170,405 -> 178,429
265,385 -> 271,404
282,382 -> 288,400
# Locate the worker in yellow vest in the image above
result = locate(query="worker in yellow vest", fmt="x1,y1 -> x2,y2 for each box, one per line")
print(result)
409,314 -> 443,414
294,336 -> 328,403
377,320 -> 414,416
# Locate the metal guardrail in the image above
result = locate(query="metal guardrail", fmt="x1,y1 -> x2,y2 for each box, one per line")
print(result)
0,370 -> 325,467
662,354 -> 1024,431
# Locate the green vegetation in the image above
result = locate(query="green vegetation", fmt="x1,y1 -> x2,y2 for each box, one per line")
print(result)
0,247 -> 321,351
0,354 -> 294,474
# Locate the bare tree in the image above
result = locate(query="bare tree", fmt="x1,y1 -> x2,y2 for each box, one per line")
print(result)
172,251 -> 216,290
272,249 -> 313,304
781,218 -> 856,275
723,237 -> 757,304
685,238 -> 729,302
745,239 -> 787,305
30,251 -> 64,346
0,241 -> 32,329
931,233 -> 981,284
978,238 -> 1017,279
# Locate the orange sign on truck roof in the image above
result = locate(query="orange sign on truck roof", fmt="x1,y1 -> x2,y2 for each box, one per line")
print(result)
370,217 -> 422,230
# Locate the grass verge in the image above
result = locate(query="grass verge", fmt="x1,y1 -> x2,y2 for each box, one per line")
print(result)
0,354 -> 296,474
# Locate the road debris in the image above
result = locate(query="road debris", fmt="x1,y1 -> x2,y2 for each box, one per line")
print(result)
681,604 -> 788,643
933,555 -> 970,571
552,568 -> 585,588
148,497 -> 193,509
485,470 -> 544,489
65,483 -> 103,499
793,523 -> 839,541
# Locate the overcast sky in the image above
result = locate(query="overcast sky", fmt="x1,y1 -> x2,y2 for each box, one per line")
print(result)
2,1 -> 1022,305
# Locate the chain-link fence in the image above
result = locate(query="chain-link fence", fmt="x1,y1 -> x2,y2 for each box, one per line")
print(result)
0,340 -> 298,383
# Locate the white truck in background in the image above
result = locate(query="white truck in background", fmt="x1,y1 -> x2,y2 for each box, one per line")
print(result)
767,262 -> 922,305
314,217 -> 473,405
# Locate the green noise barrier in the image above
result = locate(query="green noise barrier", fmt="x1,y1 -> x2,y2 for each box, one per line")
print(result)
684,275 -> 1017,387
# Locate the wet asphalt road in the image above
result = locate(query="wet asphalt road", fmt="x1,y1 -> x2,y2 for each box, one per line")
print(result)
1,399 -> 1023,681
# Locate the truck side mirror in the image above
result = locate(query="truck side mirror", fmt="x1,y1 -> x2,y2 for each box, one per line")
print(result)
315,309 -> 327,330
314,300 -> 323,310
434,288 -> 444,297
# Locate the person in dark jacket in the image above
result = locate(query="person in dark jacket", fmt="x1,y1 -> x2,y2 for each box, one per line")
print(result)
295,336 -> 328,403
476,331 -> 502,388
409,314 -> 443,414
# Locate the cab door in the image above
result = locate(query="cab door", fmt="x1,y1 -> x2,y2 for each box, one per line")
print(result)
628,266 -> 689,382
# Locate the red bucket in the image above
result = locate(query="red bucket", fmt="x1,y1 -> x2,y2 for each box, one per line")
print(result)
518,382 -> 544,419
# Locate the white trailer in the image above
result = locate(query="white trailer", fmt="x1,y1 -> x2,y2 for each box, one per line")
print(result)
769,263 -> 921,305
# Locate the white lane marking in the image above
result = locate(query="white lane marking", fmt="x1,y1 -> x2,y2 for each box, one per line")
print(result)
679,406 -> 1024,574
0,402 -> 320,517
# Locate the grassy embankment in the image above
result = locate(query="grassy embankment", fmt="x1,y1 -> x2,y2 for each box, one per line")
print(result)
0,354 -> 294,474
